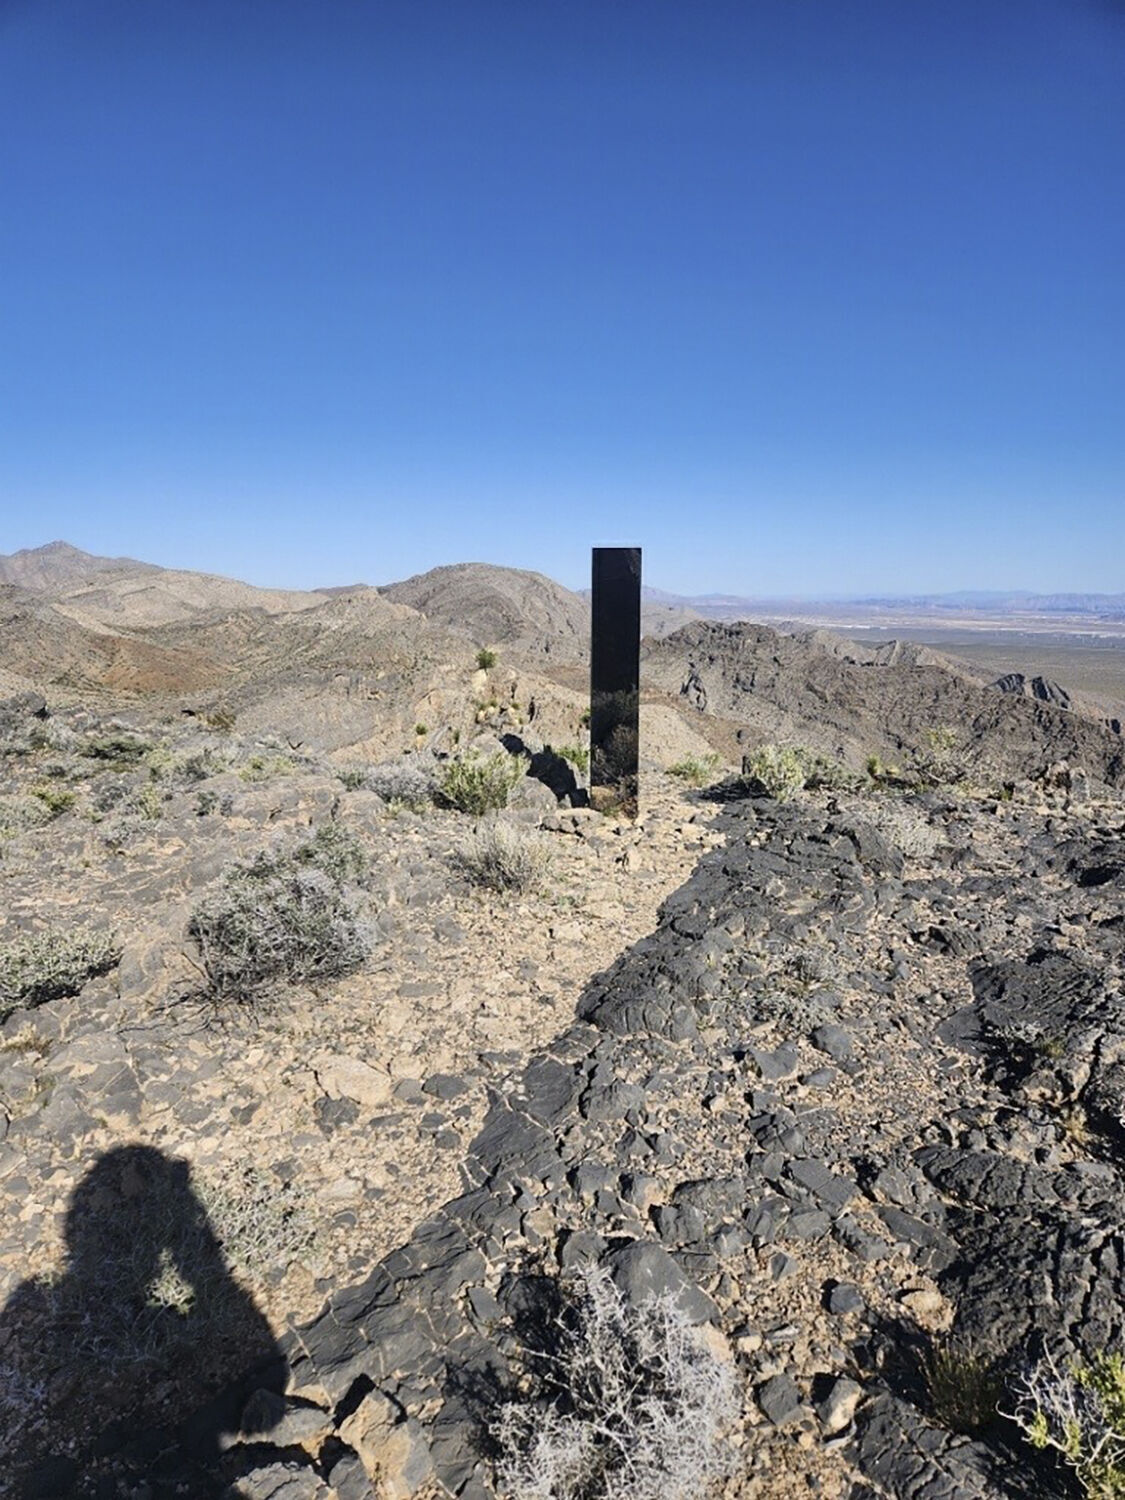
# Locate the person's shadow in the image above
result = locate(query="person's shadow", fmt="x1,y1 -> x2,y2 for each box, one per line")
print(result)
0,1145 -> 285,1498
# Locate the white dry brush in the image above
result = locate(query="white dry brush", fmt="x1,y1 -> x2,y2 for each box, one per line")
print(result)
494,1264 -> 740,1500
1007,1344 -> 1125,1492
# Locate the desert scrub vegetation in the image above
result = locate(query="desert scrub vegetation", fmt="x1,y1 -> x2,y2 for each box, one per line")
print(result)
187,837 -> 369,1004
495,1264 -> 739,1500
437,750 -> 529,816
0,926 -> 122,1020
30,783 -> 76,817
455,817 -> 552,893
668,753 -> 720,787
293,820 -> 369,885
0,793 -> 53,839
476,647 -> 498,670
80,732 -> 152,768
364,753 -> 438,809
922,1337 -> 1002,1435
554,743 -> 590,776
740,744 -> 808,801
1009,1346 -> 1125,1497
239,752 -> 295,783
862,800 -> 943,859
741,744 -> 861,800
143,743 -> 229,786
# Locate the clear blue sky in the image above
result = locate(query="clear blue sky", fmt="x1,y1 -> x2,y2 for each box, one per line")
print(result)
2,0 -> 1123,597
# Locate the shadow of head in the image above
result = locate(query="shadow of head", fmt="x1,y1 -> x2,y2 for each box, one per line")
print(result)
1,1143 -> 284,1493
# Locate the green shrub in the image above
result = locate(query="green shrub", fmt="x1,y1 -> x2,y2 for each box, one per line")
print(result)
30,784 -> 76,817
436,751 -> 528,816
203,707 -> 237,733
81,734 -> 151,767
476,647 -> 498,670
0,926 -> 121,1019
146,745 -> 228,785
239,753 -> 294,783
130,783 -> 164,821
668,753 -> 720,788
336,767 -> 368,791
555,744 -> 590,775
740,744 -> 808,801
187,853 -> 368,1003
454,817 -> 552,893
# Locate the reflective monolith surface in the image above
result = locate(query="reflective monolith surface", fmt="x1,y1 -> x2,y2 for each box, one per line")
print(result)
590,546 -> 641,818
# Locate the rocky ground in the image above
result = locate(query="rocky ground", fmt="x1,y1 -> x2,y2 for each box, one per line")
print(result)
2,554 -> 1125,1500
2,678 -> 1124,1498
0,692 -> 725,1497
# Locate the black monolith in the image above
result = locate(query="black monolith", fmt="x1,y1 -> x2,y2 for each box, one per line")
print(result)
590,546 -> 641,818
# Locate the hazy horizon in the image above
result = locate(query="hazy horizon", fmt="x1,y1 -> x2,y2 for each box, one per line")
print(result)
2,2 -> 1123,597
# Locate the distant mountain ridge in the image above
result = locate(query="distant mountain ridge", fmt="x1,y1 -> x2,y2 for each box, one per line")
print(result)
640,584 -> 1125,618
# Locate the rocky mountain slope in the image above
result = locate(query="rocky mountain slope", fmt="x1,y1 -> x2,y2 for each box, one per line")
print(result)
0,541 -> 328,628
644,619 -> 1124,785
380,564 -> 590,663
2,545 -> 1125,1500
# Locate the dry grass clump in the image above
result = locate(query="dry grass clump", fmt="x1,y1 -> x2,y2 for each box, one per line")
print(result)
495,1265 -> 740,1500
455,817 -> 553,893
187,840 -> 369,1004
0,926 -> 121,1020
667,754 -> 720,788
922,1337 -> 1001,1434
438,750 -> 529,816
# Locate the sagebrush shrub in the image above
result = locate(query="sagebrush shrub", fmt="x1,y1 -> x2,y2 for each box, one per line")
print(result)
239,753 -> 295,783
188,855 -> 368,1003
294,821 -> 369,885
863,801 -> 942,859
365,754 -> 438,808
30,784 -> 76,817
495,1265 -> 739,1500
437,751 -> 528,816
455,818 -> 552,893
0,794 -> 52,838
0,927 -> 122,1019
81,734 -> 151,766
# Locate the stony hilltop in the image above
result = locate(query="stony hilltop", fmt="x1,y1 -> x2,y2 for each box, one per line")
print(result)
0,543 -> 1124,1500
